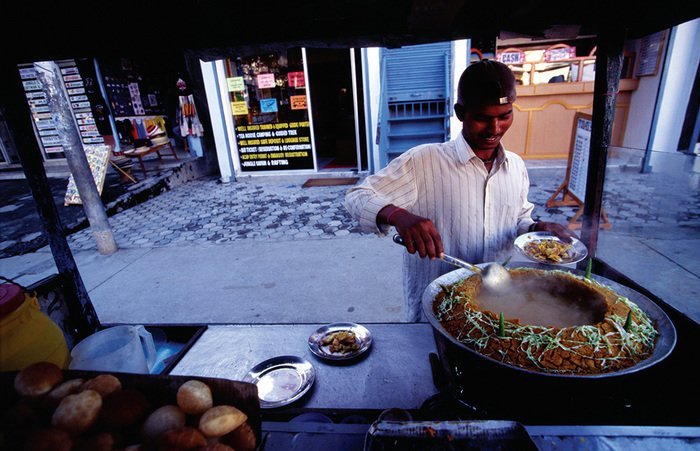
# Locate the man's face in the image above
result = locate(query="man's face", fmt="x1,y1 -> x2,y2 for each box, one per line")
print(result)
459,103 -> 514,153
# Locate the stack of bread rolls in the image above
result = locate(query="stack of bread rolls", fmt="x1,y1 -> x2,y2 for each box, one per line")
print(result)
2,361 -> 257,450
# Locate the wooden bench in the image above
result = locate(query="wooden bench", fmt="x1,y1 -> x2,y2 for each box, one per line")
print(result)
123,142 -> 179,176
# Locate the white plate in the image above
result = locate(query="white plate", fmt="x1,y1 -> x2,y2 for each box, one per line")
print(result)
308,322 -> 372,361
514,231 -> 588,265
242,355 -> 315,409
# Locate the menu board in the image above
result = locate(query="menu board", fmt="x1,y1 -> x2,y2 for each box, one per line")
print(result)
235,121 -> 314,171
568,113 -> 592,202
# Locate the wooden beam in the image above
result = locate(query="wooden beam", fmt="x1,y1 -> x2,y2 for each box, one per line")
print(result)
0,60 -> 100,340
578,27 -> 626,264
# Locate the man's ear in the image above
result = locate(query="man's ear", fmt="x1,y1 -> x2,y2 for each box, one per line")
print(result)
454,103 -> 464,121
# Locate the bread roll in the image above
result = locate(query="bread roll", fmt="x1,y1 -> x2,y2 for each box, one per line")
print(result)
221,420 -> 257,451
100,388 -> 150,428
22,427 -> 73,451
176,379 -> 214,415
159,426 -> 207,449
200,443 -> 235,451
81,374 -> 122,397
141,404 -> 186,441
73,431 -> 116,451
199,405 -> 247,438
44,378 -> 85,409
14,361 -> 63,397
51,389 -> 102,435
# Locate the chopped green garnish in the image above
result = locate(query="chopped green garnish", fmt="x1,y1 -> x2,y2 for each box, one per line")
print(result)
585,258 -> 593,279
623,310 -> 633,332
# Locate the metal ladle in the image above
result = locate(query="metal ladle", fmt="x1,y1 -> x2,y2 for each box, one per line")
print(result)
392,234 -> 511,292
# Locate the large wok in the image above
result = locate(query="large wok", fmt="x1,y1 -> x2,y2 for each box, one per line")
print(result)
421,262 -> 677,380
421,262 -> 679,423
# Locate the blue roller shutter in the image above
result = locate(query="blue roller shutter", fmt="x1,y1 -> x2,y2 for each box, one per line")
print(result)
378,42 -> 452,168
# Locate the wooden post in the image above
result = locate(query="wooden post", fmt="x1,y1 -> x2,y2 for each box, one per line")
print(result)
0,60 -> 100,340
579,27 -> 626,265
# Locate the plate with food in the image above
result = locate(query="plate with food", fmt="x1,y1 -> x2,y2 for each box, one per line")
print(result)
308,322 -> 373,361
514,231 -> 588,265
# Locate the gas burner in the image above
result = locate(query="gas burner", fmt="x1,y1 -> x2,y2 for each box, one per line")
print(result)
419,393 -> 484,421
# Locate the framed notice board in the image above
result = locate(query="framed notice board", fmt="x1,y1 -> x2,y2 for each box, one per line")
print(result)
635,31 -> 666,77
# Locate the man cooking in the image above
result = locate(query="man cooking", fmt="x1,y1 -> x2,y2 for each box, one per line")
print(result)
344,59 -> 574,322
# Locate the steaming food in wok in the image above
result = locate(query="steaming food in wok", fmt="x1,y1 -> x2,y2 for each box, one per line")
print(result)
433,268 -> 658,375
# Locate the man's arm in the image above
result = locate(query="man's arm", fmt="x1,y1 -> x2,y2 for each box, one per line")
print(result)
378,205 -> 443,259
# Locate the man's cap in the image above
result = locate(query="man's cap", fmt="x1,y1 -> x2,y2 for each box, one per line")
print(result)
457,60 -> 516,107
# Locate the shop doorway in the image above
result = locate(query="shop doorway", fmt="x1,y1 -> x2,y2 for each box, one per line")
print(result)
306,48 -> 359,171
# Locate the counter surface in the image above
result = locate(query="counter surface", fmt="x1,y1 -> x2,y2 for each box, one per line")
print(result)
170,323 -> 439,410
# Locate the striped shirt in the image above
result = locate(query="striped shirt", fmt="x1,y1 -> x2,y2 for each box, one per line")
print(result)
344,133 -> 535,322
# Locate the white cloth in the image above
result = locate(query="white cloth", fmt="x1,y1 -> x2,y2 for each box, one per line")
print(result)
344,133 -> 535,322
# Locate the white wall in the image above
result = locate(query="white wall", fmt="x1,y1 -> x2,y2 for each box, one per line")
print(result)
650,18 -> 700,153
362,48 -> 382,173
200,59 -> 235,182
622,45 -> 665,153
450,40 -> 469,141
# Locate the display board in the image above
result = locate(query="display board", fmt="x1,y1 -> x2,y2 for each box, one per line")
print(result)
567,113 -> 592,202
19,60 -> 105,160
635,31 -> 666,77
64,144 -> 111,206
546,112 -> 611,230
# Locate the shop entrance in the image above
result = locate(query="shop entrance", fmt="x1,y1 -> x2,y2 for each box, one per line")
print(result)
306,48 -> 359,172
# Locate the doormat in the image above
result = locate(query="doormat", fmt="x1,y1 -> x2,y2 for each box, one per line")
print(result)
302,177 -> 359,188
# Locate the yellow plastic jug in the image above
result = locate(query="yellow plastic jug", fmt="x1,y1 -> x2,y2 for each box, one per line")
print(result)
0,283 -> 70,371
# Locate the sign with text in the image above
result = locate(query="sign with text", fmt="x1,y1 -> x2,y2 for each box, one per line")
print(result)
497,50 -> 525,65
235,121 -> 314,171
290,95 -> 307,110
227,76 -> 245,92
544,46 -> 576,62
231,101 -> 249,116
287,71 -> 305,88
256,73 -> 276,89
259,98 -> 278,113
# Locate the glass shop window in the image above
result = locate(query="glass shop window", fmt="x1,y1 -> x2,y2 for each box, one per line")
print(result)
225,49 -> 314,172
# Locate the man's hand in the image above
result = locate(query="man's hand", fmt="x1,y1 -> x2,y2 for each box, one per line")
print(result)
379,205 -> 443,259
531,221 -> 577,243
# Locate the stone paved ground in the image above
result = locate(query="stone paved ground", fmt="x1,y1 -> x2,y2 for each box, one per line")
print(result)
2,158 -> 700,255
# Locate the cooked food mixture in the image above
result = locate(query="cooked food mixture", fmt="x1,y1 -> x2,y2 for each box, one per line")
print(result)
321,331 -> 359,354
433,268 -> 658,374
524,238 -> 573,263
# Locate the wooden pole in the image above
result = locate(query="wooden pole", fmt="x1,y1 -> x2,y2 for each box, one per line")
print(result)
579,27 -> 626,263
0,60 -> 100,340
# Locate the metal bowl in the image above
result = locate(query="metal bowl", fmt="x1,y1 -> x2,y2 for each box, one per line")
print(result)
421,262 -> 677,379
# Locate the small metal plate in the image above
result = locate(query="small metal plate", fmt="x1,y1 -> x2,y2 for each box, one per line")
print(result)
243,355 -> 315,409
308,322 -> 372,361
514,231 -> 588,265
